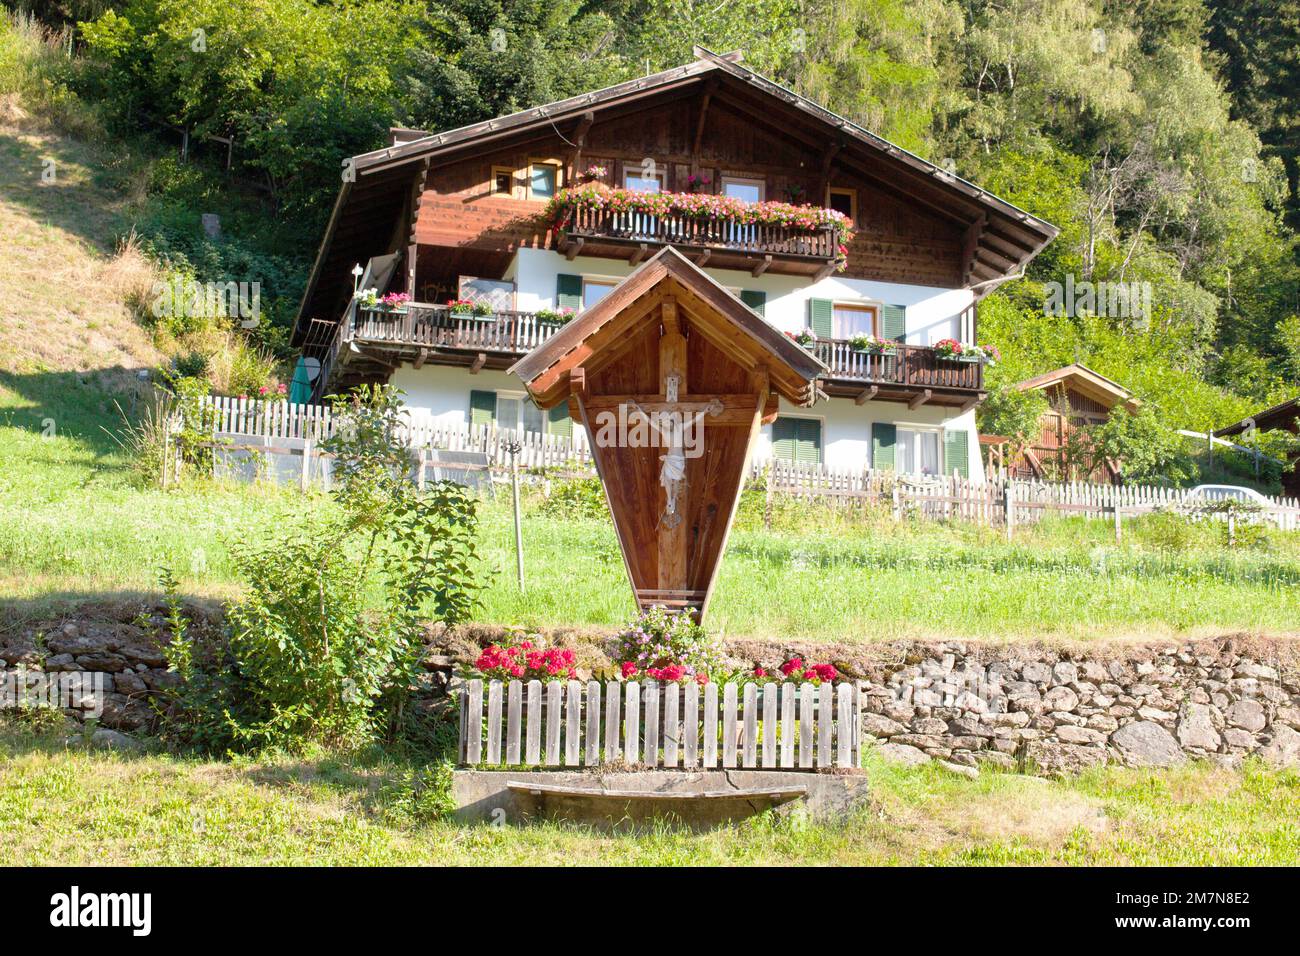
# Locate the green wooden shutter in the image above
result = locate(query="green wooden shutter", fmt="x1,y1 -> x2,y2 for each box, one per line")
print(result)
771,417 -> 796,461
809,298 -> 833,339
944,428 -> 970,478
881,304 -> 906,342
547,402 -> 572,438
740,289 -> 767,316
872,422 -> 897,470
794,418 -> 822,464
469,389 -> 497,427
556,274 -> 583,311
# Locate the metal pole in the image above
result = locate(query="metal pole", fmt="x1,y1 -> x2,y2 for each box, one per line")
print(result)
508,441 -> 524,591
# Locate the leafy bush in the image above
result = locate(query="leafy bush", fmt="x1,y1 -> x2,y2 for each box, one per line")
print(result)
537,476 -> 607,520
163,385 -> 485,752
613,606 -> 720,683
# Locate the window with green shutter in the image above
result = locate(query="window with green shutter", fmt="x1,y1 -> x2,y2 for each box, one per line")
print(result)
808,298 -> 833,339
881,304 -> 906,342
547,402 -> 572,438
943,428 -> 970,478
772,416 -> 821,463
740,289 -> 766,316
555,274 -> 583,311
872,422 -> 897,470
469,389 -> 497,427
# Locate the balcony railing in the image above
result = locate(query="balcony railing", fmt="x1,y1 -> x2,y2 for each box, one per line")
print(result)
351,303 -> 563,353
808,339 -> 983,392
563,204 -> 840,264
318,301 -> 980,399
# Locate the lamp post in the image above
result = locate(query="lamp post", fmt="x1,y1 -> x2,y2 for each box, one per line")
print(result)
506,440 -> 525,592
351,263 -> 364,294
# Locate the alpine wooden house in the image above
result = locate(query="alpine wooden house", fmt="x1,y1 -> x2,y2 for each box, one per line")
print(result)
293,47 -> 1058,479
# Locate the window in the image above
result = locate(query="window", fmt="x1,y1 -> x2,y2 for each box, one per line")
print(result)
497,392 -> 545,435
582,277 -> 619,310
722,177 -> 765,203
832,303 -> 878,339
623,168 -> 663,193
529,162 -> 560,200
827,187 -> 856,223
771,416 -> 822,464
897,428 -> 940,476
492,166 -> 516,197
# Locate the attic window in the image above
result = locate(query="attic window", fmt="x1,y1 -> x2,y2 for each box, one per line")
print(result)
828,187 -> 856,223
492,167 -> 515,196
529,162 -> 560,200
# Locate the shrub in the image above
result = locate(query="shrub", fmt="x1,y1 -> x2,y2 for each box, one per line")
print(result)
163,384 -> 485,752
537,476 -> 607,520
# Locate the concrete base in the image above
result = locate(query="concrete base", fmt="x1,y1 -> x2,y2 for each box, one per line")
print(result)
452,769 -> 870,831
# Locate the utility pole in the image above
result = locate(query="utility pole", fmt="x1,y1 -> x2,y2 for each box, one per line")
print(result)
507,441 -> 525,592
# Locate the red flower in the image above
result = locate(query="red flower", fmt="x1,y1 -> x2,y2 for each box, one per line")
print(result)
620,661 -> 638,679
753,666 -> 767,677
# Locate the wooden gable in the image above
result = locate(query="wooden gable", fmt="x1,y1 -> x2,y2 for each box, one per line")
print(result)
510,247 -> 824,618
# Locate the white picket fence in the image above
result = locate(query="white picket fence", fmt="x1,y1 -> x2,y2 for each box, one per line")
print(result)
458,678 -> 862,771
199,394 -> 591,470
197,395 -> 1299,530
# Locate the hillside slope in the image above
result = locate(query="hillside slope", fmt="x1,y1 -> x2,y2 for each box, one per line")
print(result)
0,103 -> 162,391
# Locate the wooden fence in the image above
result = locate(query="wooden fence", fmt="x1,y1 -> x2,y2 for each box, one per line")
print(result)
198,395 -> 1300,531
457,679 -> 862,771
200,394 -> 591,470
764,459 -> 1300,531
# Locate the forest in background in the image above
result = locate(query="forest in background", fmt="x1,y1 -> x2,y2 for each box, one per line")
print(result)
5,0 -> 1300,484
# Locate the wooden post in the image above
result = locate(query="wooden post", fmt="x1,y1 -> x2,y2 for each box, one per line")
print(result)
300,438 -> 312,491
1004,483 -> 1015,542
1113,501 -> 1122,543
509,441 -> 525,591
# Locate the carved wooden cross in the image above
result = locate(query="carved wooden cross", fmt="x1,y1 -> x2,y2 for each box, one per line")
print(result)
572,297 -> 770,595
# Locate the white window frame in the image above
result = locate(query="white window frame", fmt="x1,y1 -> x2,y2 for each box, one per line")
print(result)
495,389 -> 545,435
831,300 -> 882,340
622,165 -> 665,193
895,425 -> 942,477
580,275 -> 621,310
721,176 -> 766,202
527,159 -> 563,200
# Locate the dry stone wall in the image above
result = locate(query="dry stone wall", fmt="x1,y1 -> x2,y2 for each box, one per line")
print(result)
852,639 -> 1300,774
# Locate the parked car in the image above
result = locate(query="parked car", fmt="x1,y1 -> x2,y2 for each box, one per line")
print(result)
1185,484 -> 1284,528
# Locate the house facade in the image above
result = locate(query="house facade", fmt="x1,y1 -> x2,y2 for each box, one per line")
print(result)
292,48 -> 1057,481
1216,397 -> 1300,497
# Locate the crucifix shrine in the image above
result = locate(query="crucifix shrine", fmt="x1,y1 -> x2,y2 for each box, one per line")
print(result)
510,247 -> 825,620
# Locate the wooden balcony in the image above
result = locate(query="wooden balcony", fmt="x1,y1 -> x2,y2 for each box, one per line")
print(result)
808,339 -> 984,408
559,205 -> 842,278
318,303 -> 982,409
319,302 -> 567,395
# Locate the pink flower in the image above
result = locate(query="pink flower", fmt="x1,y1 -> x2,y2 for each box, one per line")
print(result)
620,661 -> 638,679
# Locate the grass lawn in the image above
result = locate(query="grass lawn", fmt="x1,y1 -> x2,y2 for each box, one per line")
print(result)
3,390 -> 1299,641
1,718 -> 1296,866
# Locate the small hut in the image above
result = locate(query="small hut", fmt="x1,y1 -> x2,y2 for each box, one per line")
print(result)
510,247 -> 824,619
993,363 -> 1140,483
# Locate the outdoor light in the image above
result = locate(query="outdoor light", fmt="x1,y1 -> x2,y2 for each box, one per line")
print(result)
351,263 -> 363,292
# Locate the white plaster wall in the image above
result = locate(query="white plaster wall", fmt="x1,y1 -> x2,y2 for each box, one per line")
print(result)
506,248 -> 974,345
752,399 -> 982,481
396,249 -> 982,481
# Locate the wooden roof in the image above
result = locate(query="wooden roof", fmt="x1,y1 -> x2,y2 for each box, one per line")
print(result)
1215,397 -> 1300,437
293,48 -> 1059,347
509,246 -> 825,408
1016,363 -> 1140,412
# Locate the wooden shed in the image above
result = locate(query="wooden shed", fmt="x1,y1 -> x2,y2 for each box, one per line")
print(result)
991,363 -> 1139,483
510,246 -> 824,619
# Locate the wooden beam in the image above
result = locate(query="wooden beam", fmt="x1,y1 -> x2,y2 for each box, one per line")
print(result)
751,254 -> 772,278
564,236 -> 584,261
961,213 -> 986,286
695,248 -> 711,268
692,80 -> 716,156
629,242 -> 650,266
958,396 -> 980,414
470,352 -> 486,374
908,388 -> 932,410
855,385 -> 878,406
813,261 -> 837,281
568,110 -> 594,179
658,298 -> 688,592
413,347 -> 428,369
